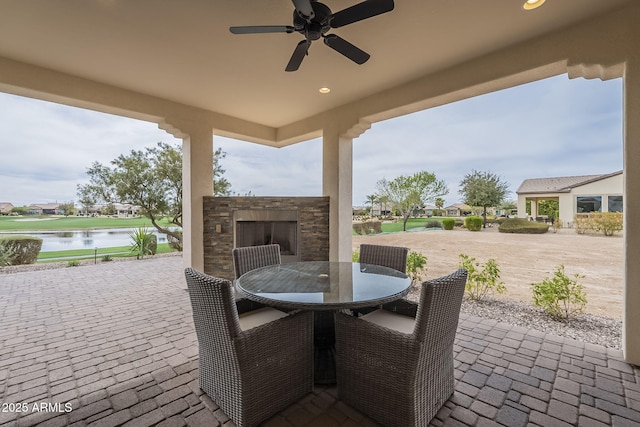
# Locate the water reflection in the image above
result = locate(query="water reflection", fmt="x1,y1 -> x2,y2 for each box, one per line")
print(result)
0,228 -> 174,252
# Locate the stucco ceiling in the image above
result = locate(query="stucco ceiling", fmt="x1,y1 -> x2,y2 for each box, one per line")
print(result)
0,0 -> 632,129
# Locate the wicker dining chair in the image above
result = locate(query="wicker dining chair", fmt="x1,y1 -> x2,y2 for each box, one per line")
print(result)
359,244 -> 409,273
355,244 -> 409,315
232,244 -> 282,279
334,268 -> 468,427
232,244 -> 282,309
185,268 -> 313,427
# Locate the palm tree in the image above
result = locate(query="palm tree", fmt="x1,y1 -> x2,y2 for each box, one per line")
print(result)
435,197 -> 445,216
365,194 -> 379,218
378,194 -> 390,218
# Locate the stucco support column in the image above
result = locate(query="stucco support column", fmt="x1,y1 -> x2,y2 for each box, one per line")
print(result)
323,127 -> 353,262
182,124 -> 214,271
623,60 -> 640,365
531,199 -> 539,219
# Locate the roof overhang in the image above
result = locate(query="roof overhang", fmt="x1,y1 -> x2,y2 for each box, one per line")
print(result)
0,1 -> 636,146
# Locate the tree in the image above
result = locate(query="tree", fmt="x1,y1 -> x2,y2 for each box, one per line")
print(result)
435,197 -> 445,216
377,171 -> 448,231
499,200 -> 517,216
459,170 -> 509,227
77,185 -> 97,216
58,201 -> 76,216
77,142 -> 231,244
365,194 -> 378,218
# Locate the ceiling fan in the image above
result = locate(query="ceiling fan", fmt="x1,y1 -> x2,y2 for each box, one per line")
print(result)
229,0 -> 394,72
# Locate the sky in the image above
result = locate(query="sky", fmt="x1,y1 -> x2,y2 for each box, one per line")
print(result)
0,74 -> 623,208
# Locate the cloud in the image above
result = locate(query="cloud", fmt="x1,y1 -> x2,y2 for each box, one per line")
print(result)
0,92 -> 178,206
352,74 -> 622,205
0,74 -> 623,209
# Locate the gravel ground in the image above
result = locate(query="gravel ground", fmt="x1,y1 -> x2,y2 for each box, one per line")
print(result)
459,297 -> 622,349
404,282 -> 621,349
1,252 -> 622,349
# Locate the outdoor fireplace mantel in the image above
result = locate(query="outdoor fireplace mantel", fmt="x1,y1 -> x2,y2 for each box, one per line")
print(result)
203,196 -> 329,280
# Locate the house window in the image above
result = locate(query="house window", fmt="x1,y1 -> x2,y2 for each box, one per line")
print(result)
608,195 -> 623,212
576,196 -> 602,213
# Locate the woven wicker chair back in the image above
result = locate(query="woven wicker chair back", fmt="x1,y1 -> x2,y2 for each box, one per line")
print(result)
185,267 -> 243,341
359,244 -> 408,273
414,268 -> 468,344
232,244 -> 281,279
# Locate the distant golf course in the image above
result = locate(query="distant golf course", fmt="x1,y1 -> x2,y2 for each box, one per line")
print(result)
0,216 -> 178,263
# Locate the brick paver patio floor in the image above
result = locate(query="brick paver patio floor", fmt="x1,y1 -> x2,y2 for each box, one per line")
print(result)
1,255 -> 639,426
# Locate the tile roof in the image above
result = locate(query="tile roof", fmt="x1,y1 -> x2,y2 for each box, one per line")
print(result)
516,171 -> 622,194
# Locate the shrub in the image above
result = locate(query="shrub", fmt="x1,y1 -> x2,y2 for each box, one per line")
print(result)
352,220 -> 382,235
573,214 -> 590,234
0,244 -> 14,267
167,231 -> 183,252
573,212 -> 623,236
498,218 -> 549,234
148,234 -> 158,255
129,227 -> 155,260
101,254 -> 113,262
458,253 -> 506,301
425,220 -> 442,229
464,216 -> 483,231
591,212 -> 623,236
531,265 -> 587,320
0,235 -> 42,265
442,218 -> 455,230
352,250 -> 360,262
406,251 -> 427,284
552,218 -> 563,233
67,260 -> 81,267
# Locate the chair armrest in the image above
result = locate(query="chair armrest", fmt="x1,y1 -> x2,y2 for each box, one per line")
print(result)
381,298 -> 418,318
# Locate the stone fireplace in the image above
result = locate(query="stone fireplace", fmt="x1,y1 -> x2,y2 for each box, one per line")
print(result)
203,196 -> 330,280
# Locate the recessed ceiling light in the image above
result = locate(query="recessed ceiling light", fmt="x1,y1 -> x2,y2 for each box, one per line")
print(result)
523,0 -> 545,10
319,87 -> 331,94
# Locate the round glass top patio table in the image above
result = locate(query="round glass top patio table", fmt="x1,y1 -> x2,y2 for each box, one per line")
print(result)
236,260 -> 411,310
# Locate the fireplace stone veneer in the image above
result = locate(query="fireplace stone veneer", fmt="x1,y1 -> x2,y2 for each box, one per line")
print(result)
203,196 -> 330,280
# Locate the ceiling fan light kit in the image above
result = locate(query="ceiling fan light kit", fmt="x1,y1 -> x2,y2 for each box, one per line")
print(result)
229,0 -> 395,72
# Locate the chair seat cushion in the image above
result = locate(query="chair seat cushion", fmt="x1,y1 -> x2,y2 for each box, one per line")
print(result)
361,309 -> 415,334
238,307 -> 288,331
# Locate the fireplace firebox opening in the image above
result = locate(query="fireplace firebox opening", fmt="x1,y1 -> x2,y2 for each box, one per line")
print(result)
233,209 -> 300,263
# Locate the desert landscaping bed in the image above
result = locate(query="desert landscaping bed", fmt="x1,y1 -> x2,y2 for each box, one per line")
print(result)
354,226 -> 624,348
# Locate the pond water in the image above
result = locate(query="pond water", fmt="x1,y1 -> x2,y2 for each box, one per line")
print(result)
0,228 -> 173,252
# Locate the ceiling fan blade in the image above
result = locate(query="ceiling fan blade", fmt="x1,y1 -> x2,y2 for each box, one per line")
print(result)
330,0 -> 394,28
286,40 -> 310,72
292,0 -> 315,20
323,34 -> 370,64
230,25 -> 295,34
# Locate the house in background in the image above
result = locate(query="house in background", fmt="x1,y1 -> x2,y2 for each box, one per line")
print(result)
0,202 -> 14,215
28,203 -> 63,215
444,203 -> 473,217
516,171 -> 623,226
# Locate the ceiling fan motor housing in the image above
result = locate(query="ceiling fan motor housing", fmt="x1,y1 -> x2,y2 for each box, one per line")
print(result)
293,2 -> 332,40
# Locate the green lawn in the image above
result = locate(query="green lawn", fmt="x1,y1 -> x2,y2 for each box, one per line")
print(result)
0,216 -> 174,231
380,217 -> 442,233
352,217 -> 445,235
